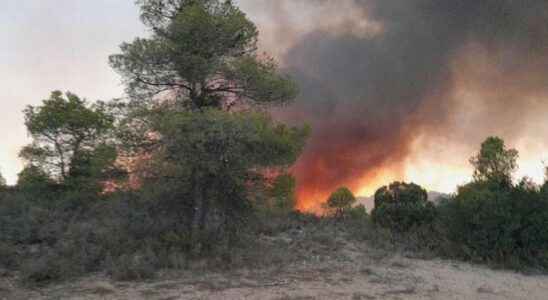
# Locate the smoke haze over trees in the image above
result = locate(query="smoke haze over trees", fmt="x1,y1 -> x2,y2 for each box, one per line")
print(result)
240,0 -> 548,209
1,1 -> 548,288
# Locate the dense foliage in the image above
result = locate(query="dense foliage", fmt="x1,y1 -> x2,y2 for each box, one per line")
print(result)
1,0 -> 547,286
19,91 -> 119,188
371,182 -> 436,232
108,0 -> 303,252
269,173 -> 297,210
142,108 -> 309,251
0,0 -> 310,283
110,0 -> 298,107
436,179 -> 548,268
366,137 -> 548,269
324,186 -> 356,217
433,139 -> 548,268
469,136 -> 518,185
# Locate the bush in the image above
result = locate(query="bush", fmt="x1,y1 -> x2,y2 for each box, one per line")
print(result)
20,252 -> 71,282
270,174 -> 297,211
107,252 -> 156,281
324,186 -> 356,217
371,182 -> 435,232
436,180 -> 548,268
350,204 -> 367,220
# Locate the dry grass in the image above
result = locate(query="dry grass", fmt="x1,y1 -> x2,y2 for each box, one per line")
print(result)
2,235 -> 548,300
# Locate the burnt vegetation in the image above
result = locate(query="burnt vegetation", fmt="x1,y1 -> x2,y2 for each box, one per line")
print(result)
1,0 -> 548,284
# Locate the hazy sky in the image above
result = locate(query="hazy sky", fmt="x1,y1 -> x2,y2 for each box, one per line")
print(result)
0,0 -> 355,184
0,1 -> 144,184
1,1 -> 546,198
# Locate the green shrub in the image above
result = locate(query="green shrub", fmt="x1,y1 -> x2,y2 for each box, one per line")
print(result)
324,186 -> 356,217
270,174 -> 297,211
436,180 -> 548,268
371,182 -> 436,232
350,204 -> 367,220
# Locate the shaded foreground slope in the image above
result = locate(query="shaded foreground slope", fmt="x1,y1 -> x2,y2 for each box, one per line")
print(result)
2,237 -> 546,300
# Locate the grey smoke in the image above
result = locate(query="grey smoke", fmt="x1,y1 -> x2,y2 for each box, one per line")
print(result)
259,0 -> 548,207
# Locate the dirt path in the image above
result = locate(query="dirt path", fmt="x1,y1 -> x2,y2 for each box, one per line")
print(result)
2,246 -> 547,300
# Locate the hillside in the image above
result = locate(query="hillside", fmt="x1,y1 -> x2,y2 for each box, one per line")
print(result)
0,226 -> 548,300
3,239 -> 546,300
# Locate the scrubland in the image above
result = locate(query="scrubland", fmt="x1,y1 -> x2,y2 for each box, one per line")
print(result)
2,213 -> 547,300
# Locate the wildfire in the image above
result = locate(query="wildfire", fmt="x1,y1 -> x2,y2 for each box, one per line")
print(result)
293,157 -> 405,212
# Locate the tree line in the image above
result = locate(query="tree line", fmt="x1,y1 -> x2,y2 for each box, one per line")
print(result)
0,0 -> 547,283
8,0 -> 308,252
324,137 -> 548,269
0,0 -> 309,281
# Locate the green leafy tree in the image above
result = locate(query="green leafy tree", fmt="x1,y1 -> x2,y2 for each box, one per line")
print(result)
16,165 -> 53,190
371,182 -> 435,231
19,91 -> 115,183
66,143 -> 124,188
270,173 -> 297,211
469,136 -> 518,185
325,187 -> 356,217
110,0 -> 304,250
110,0 -> 299,108
434,140 -> 548,268
350,204 -> 367,220
147,108 -> 309,249
437,179 -> 548,268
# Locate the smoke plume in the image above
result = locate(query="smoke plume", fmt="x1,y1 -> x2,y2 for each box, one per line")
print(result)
241,0 -> 548,210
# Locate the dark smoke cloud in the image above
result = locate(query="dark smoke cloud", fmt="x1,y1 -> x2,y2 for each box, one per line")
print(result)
260,0 -> 548,209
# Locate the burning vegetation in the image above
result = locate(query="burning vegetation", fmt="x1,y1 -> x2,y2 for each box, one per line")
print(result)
259,0 -> 548,209
0,0 -> 547,290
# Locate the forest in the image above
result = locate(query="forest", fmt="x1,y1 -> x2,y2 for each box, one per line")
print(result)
1,0 -> 547,287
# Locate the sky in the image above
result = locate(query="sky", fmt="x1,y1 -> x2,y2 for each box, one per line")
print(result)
0,1 -> 546,205
0,1 -> 145,184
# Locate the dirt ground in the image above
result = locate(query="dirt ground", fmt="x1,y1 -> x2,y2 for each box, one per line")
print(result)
2,241 -> 547,300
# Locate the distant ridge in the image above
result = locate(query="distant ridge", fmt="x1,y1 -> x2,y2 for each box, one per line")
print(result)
427,191 -> 451,204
